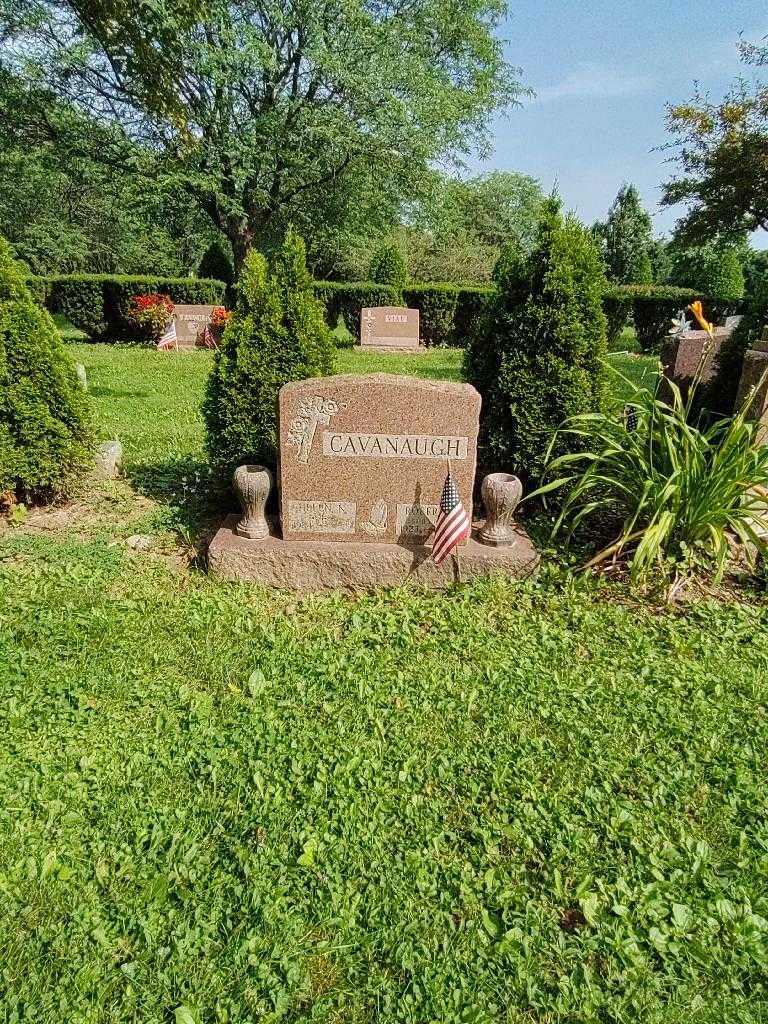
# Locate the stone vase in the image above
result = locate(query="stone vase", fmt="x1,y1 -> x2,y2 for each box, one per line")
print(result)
479,472 -> 522,547
233,464 -> 273,540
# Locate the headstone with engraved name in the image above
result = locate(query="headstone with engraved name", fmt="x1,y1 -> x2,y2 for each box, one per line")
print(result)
359,306 -> 420,350
172,305 -> 217,348
278,373 -> 480,545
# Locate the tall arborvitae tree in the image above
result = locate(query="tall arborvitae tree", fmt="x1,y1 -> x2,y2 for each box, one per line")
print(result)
0,236 -> 92,500
465,198 -> 607,484
593,184 -> 653,284
204,231 -> 334,477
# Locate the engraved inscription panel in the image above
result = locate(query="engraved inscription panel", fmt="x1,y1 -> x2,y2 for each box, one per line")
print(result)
173,305 -> 217,348
287,500 -> 356,535
396,503 -> 440,539
322,433 -> 468,460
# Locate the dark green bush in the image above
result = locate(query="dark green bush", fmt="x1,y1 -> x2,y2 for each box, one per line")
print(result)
619,284 -> 705,352
403,284 -> 458,346
313,282 -> 399,339
204,231 -> 335,477
24,276 -> 50,307
198,240 -> 235,288
0,237 -> 93,501
402,284 -> 493,347
464,199 -> 607,485
48,276 -> 107,337
44,274 -> 226,339
368,240 -> 408,293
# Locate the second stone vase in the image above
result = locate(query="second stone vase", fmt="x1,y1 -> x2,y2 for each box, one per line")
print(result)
479,472 -> 522,547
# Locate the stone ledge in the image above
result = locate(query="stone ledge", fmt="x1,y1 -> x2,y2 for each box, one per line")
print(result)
208,515 -> 539,592
356,345 -> 427,354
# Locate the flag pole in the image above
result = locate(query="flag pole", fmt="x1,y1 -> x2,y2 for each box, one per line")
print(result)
447,457 -> 462,582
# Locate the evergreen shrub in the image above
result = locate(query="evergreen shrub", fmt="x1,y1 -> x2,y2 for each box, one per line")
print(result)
0,238 -> 93,501
464,199 -> 607,484
368,240 -> 408,294
204,232 -> 335,477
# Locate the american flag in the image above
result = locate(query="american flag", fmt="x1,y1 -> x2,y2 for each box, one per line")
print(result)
158,319 -> 177,350
431,471 -> 471,565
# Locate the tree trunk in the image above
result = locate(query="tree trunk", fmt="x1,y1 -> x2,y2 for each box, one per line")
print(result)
230,227 -> 254,278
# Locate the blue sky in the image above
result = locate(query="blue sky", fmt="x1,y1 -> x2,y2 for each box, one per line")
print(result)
470,0 -> 768,245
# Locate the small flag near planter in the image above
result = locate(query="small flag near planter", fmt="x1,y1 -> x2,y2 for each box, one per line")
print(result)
431,466 -> 470,564
158,319 -> 177,350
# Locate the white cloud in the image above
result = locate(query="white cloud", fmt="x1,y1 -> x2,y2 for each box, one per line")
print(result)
534,62 -> 655,104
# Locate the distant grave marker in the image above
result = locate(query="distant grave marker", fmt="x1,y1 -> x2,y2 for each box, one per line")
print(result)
359,306 -> 420,351
172,305 -> 218,348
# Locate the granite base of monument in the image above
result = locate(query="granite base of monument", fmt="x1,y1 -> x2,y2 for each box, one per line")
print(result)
355,344 -> 427,354
208,515 -> 538,592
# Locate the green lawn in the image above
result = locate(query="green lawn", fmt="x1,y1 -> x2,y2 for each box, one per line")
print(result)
2,344 -> 767,1023
66,342 -> 656,470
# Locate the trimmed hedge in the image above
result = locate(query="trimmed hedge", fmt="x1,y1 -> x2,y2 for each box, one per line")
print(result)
314,281 -> 493,347
602,286 -> 634,350
622,285 -> 710,353
40,274 -> 226,339
403,285 -> 492,348
316,280 -> 698,353
599,285 -> 723,353
313,282 -> 400,338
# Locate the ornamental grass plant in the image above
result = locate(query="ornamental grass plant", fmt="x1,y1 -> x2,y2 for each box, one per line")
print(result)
535,348 -> 768,583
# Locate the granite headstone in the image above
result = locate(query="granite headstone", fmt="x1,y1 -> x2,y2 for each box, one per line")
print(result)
360,307 -> 420,350
278,373 -> 480,545
173,305 -> 217,348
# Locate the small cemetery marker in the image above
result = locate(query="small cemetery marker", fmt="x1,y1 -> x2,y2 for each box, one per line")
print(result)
172,305 -> 218,348
359,306 -> 421,351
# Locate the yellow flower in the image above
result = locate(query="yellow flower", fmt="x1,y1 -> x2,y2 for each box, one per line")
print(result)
687,301 -> 713,333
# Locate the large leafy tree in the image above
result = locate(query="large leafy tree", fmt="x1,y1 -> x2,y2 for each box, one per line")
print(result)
662,38 -> 768,242
1,0 -> 523,273
592,184 -> 653,285
402,169 -> 545,282
0,144 -> 214,275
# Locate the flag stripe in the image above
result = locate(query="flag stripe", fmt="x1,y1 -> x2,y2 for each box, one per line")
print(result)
158,319 -> 177,349
432,515 -> 469,563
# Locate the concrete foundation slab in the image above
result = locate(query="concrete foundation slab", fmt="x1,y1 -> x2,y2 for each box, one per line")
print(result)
208,515 -> 539,592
